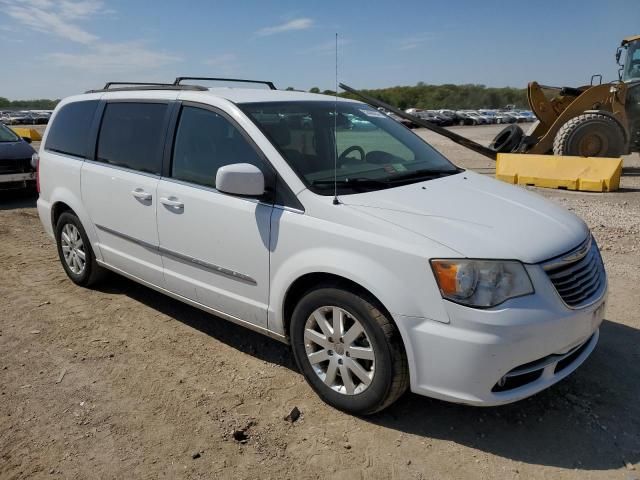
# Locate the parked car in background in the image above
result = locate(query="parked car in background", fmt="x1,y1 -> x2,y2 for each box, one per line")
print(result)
453,111 -> 479,125
416,111 -> 452,126
0,122 -> 37,190
463,111 -> 488,125
503,112 -> 526,123
4,112 -> 29,125
520,111 -> 536,122
436,110 -> 466,125
494,111 -> 516,124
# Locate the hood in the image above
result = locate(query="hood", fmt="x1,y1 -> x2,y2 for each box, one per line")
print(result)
340,171 -> 589,264
0,140 -> 36,161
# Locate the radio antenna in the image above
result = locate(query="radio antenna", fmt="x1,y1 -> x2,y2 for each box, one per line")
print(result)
332,32 -> 340,205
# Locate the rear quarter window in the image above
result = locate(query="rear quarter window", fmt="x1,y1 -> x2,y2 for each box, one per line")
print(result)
45,100 -> 99,158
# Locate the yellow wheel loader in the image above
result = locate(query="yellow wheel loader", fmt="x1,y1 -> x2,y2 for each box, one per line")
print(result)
489,35 -> 640,158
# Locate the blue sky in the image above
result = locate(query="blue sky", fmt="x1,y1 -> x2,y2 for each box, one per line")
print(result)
1,0 -> 639,99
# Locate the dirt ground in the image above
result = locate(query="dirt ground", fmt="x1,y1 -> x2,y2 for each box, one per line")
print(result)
1,124 -> 639,480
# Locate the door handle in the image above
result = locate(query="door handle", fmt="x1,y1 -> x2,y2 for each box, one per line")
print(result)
160,197 -> 184,209
132,188 -> 152,201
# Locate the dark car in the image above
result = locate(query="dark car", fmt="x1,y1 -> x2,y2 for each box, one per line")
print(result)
416,111 -> 452,127
0,122 -> 37,190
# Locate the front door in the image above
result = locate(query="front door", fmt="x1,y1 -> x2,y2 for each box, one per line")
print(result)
157,104 -> 274,327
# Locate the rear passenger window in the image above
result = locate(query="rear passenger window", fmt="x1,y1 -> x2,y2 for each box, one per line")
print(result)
171,106 -> 266,188
96,102 -> 167,175
45,100 -> 98,157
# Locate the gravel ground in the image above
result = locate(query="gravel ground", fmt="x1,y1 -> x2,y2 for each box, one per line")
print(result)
1,124 -> 639,479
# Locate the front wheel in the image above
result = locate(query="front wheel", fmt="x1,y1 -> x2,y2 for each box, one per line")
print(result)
290,287 -> 409,415
553,113 -> 625,157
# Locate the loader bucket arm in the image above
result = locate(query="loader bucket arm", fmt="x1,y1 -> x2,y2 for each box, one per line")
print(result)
527,81 -> 557,129
339,83 -> 498,160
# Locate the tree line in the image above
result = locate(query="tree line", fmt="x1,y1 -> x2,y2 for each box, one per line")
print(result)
305,83 -> 528,110
2,83 -> 529,111
0,97 -> 60,110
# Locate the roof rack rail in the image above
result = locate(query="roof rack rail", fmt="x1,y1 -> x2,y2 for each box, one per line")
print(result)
85,82 -> 209,94
103,81 -> 175,89
173,77 -> 277,90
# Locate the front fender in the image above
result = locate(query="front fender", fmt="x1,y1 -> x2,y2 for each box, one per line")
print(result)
268,243 -> 451,337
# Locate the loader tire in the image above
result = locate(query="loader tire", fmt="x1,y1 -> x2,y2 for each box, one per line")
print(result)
489,125 -> 523,153
553,113 -> 625,157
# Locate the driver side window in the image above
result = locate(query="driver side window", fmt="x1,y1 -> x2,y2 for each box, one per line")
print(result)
171,106 -> 267,188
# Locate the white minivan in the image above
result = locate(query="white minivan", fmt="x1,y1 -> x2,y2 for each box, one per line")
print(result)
36,79 -> 606,414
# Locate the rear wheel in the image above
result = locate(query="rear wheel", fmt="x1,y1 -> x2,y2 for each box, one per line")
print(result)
290,287 -> 409,415
553,113 -> 625,157
55,212 -> 105,287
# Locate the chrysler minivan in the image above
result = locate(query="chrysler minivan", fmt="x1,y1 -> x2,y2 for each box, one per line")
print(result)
36,78 -> 606,414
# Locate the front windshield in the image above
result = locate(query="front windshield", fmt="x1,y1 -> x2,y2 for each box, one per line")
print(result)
0,123 -> 20,142
239,101 -> 459,195
623,41 -> 640,82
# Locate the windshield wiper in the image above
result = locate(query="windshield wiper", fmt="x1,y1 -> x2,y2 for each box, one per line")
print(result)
312,177 -> 391,189
386,168 -> 462,183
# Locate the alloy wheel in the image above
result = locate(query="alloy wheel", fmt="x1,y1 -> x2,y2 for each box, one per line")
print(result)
60,223 -> 86,275
304,306 -> 376,395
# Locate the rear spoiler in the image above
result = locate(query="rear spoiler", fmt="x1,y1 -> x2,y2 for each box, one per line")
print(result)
339,83 -> 497,160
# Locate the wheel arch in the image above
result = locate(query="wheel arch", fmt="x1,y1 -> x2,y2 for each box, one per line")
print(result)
48,187 -> 103,262
51,201 -> 74,229
281,272 -> 394,340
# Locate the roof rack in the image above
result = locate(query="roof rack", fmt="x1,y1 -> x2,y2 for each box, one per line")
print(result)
173,77 -> 277,90
85,82 -> 208,93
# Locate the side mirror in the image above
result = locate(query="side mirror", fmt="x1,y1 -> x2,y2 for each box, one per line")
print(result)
616,46 -> 624,66
216,163 -> 265,197
21,136 -> 32,144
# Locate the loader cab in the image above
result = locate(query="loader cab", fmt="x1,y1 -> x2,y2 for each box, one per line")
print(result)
619,36 -> 640,82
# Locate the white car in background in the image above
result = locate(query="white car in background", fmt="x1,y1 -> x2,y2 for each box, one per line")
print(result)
35,78 -> 606,414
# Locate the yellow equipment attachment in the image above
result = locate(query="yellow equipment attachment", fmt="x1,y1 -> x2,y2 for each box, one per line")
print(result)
496,153 -> 622,192
10,127 -> 43,141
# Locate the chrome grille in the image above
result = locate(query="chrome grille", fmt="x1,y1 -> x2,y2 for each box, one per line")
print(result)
542,236 -> 606,308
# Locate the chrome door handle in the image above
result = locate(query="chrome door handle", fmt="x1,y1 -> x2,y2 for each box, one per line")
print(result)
160,197 -> 184,209
132,188 -> 152,201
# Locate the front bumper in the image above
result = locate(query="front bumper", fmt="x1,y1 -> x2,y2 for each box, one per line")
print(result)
395,265 -> 606,406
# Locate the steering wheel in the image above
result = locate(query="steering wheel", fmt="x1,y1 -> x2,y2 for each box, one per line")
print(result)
338,145 -> 365,167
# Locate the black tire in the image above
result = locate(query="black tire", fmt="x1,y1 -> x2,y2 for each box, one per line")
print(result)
55,211 -> 105,287
290,287 -> 409,415
553,113 -> 625,157
489,124 -> 524,153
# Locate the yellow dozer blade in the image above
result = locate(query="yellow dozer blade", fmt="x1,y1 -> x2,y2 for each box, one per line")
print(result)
496,153 -> 622,192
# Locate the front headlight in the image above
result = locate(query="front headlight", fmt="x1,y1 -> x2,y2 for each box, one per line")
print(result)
430,259 -> 534,308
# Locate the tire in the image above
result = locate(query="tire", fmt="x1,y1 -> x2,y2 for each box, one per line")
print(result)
553,113 -> 625,157
290,287 -> 409,415
489,124 -> 524,153
55,211 -> 105,287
